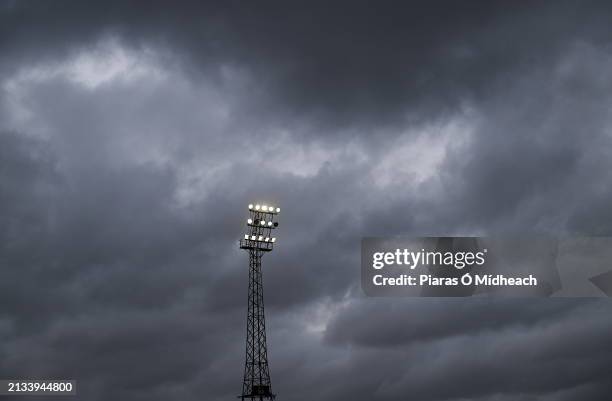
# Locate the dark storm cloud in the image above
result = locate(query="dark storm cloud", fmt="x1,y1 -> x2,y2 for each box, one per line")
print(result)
323,299 -> 595,347
0,128 -> 249,401
269,297 -> 612,401
2,1 -> 612,401
3,0 -> 612,130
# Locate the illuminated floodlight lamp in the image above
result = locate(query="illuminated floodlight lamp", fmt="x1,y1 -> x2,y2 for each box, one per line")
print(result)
240,202 -> 280,252
276,207 -> 280,213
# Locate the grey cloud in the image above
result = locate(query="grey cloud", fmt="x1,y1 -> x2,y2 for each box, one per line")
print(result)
319,299 -> 612,401
2,2 -> 612,401
323,299 -> 595,347
3,1 -> 612,130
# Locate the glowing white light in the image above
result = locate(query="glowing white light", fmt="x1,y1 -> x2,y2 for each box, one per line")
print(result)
247,219 -> 253,224
255,204 -> 261,210
265,237 -> 270,242
258,236 -> 263,241
262,205 -> 268,211
276,208 -> 280,213
259,220 -> 265,226
267,221 -> 273,226
248,204 -> 253,210
244,234 -> 249,240
271,237 -> 276,243
251,235 -> 256,240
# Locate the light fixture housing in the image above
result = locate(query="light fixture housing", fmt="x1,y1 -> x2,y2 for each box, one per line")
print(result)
240,202 -> 280,252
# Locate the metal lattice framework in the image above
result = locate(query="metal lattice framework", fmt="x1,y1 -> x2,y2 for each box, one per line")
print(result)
238,203 -> 280,400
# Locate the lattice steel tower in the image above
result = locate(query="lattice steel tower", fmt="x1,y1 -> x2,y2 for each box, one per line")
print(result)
238,203 -> 280,400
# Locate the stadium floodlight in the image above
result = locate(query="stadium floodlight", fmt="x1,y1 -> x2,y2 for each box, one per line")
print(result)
240,202 -> 280,252
238,202 -> 281,400
276,208 -> 280,213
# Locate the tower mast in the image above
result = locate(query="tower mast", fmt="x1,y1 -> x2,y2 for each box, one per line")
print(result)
239,203 -> 280,400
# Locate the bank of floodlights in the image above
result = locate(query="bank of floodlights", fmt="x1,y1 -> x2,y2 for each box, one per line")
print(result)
248,204 -> 280,214
240,203 -> 280,252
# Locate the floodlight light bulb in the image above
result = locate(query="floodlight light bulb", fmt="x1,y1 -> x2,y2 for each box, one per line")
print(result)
268,221 -> 272,226
247,218 -> 253,224
276,207 -> 280,213
251,235 -> 256,240
265,237 -> 270,242
271,237 -> 276,243
259,220 -> 265,226
245,234 -> 249,240
262,205 -> 268,211
258,236 -> 263,241
255,204 -> 261,210
248,204 -> 253,210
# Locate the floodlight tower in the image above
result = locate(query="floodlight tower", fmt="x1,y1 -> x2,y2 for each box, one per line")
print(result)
238,203 -> 280,400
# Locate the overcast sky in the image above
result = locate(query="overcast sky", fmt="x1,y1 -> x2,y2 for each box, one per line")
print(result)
1,1 -> 612,400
